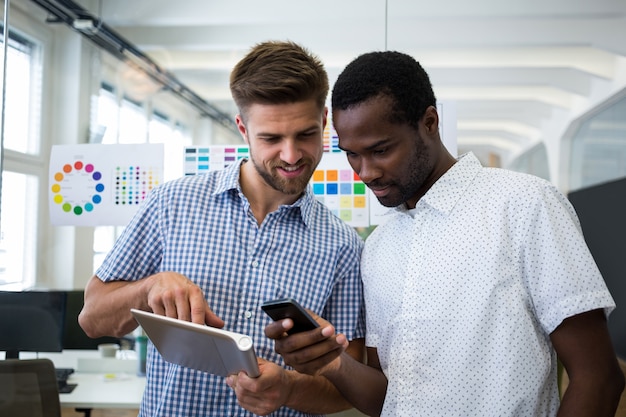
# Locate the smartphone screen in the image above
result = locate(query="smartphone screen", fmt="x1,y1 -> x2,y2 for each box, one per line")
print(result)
261,298 -> 320,334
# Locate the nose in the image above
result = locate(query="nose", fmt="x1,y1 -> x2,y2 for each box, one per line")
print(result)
280,140 -> 303,165
355,157 -> 380,184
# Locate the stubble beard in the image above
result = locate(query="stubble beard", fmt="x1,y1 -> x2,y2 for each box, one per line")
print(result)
251,157 -> 314,196
375,138 -> 433,208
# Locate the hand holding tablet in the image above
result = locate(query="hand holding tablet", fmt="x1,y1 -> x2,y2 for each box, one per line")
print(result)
131,309 -> 260,378
132,298 -> 317,378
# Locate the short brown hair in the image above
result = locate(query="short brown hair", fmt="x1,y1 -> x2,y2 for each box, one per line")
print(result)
230,40 -> 329,118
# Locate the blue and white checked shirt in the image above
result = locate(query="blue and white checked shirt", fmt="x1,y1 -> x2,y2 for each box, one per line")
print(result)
96,159 -> 365,417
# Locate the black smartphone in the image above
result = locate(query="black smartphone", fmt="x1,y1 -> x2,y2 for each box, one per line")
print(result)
261,298 -> 320,335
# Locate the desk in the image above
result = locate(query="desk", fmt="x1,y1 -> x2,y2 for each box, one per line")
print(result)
61,372 -> 145,409
3,350 -> 145,410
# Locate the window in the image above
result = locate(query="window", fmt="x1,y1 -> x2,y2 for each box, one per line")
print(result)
0,172 -> 38,288
90,84 -> 192,272
92,225 -> 124,274
149,113 -> 189,180
1,30 -> 40,154
148,110 -> 172,144
0,28 -> 43,288
93,83 -> 118,144
118,97 -> 147,144
568,92 -> 626,191
507,143 -> 551,182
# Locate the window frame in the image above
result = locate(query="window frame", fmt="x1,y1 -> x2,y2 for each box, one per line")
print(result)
0,19 -> 47,289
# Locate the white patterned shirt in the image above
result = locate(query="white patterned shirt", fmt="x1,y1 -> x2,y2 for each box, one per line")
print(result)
97,159 -> 365,417
363,152 -> 614,417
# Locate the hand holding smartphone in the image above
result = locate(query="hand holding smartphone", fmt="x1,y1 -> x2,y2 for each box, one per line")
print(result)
261,298 -> 320,335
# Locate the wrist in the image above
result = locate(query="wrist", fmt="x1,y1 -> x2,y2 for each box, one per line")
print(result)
281,368 -> 299,408
139,273 -> 159,311
321,352 -> 346,380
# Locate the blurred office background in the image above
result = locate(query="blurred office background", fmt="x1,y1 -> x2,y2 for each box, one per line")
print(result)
1,1 -> 625,416
1,0 -> 625,291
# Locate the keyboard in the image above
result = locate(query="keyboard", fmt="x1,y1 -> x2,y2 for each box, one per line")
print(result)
55,367 -> 77,393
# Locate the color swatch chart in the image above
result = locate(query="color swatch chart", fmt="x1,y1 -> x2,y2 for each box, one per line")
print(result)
114,165 -> 161,206
183,146 -> 371,226
184,146 -> 249,175
323,122 -> 341,153
49,144 -> 164,226
313,152 -> 369,227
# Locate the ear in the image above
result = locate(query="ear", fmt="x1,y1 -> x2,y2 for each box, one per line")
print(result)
322,106 -> 328,130
422,106 -> 440,134
235,114 -> 249,144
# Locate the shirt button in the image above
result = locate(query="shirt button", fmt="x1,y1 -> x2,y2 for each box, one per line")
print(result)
244,310 -> 253,319
251,260 -> 260,267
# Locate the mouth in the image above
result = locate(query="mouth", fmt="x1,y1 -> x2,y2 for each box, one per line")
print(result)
277,164 -> 306,178
367,184 -> 391,198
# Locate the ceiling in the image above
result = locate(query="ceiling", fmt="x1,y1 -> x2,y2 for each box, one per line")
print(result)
19,0 -> 626,167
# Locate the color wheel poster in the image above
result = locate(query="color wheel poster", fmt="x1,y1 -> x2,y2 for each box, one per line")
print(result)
49,144 -> 164,226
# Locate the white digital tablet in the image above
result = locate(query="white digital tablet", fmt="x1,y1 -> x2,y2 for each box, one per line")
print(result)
130,309 -> 260,378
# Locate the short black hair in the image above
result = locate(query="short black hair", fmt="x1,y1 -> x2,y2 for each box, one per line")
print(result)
331,51 -> 436,130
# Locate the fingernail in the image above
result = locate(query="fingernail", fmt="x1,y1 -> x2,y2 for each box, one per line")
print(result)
321,326 -> 334,337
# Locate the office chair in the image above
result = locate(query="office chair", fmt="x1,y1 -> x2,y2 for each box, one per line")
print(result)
0,358 -> 62,417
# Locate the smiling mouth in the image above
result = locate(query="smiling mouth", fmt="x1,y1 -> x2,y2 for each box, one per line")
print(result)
277,165 -> 305,177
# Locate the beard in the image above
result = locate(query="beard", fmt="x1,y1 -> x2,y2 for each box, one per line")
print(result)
249,155 -> 316,196
373,137 -> 433,208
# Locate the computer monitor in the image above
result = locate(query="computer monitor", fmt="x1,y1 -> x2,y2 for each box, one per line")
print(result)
62,290 -> 120,349
0,291 -> 66,359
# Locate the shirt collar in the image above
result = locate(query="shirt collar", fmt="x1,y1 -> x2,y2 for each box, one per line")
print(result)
390,151 -> 482,216
213,158 -> 317,228
214,157 -> 245,195
418,151 -> 482,214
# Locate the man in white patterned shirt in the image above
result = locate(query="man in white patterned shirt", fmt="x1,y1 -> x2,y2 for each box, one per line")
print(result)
268,51 -> 624,416
79,41 -> 365,417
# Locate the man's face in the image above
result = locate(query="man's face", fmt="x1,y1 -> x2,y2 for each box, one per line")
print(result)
236,100 -> 326,196
334,95 -> 435,209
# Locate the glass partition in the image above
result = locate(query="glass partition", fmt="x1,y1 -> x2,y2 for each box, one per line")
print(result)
568,91 -> 626,191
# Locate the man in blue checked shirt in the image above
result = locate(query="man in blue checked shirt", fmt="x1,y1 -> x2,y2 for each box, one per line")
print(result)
79,40 -> 365,417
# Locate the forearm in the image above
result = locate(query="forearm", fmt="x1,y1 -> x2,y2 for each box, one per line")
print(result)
323,352 -> 387,416
551,309 -> 625,417
558,372 -> 624,417
281,338 -> 372,415
282,370 -> 353,414
79,275 -> 152,338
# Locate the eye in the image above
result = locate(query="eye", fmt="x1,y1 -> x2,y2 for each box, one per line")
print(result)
260,136 -> 280,143
298,131 -> 318,140
373,147 -> 387,155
